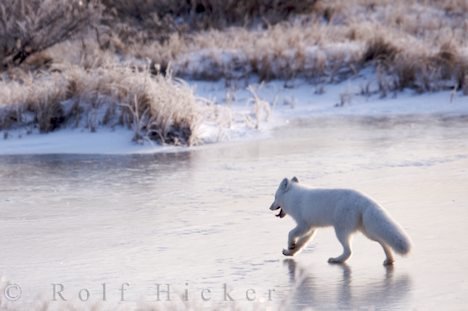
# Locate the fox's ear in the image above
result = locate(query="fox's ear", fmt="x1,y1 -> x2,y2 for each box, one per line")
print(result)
280,178 -> 290,192
291,176 -> 299,183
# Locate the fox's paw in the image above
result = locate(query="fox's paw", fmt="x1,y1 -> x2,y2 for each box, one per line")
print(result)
328,257 -> 344,264
282,249 -> 294,256
383,259 -> 394,266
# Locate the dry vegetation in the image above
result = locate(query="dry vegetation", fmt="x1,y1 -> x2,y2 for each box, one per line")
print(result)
0,63 -> 199,145
0,0 -> 467,144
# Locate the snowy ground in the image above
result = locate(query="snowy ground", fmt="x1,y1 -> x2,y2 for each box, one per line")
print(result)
1,76 -> 467,155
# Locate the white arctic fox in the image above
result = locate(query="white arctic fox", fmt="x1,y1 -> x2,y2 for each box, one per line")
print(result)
270,177 -> 411,265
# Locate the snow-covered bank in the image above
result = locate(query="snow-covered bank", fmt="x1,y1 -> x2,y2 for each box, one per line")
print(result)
193,77 -> 468,120
1,77 -> 468,155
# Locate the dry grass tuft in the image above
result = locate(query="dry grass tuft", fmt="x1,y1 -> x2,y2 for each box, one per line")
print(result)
434,41 -> 460,80
393,53 -> 418,90
363,37 -> 400,64
247,84 -> 271,129
0,66 -> 200,145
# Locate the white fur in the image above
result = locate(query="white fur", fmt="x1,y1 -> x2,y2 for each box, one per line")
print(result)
270,177 -> 411,265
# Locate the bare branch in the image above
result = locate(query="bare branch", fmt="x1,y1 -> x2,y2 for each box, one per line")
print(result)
0,0 -> 101,69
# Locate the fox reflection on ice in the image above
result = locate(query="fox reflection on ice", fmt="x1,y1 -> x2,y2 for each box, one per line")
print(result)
283,259 -> 411,310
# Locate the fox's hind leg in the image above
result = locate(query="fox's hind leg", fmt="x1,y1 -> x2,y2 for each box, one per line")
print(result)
283,229 -> 316,256
328,228 -> 353,264
362,229 -> 395,266
380,242 -> 394,266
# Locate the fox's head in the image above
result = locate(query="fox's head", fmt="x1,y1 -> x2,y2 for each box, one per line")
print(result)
270,176 -> 299,218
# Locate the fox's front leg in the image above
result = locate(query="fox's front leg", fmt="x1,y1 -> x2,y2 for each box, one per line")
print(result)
283,225 -> 310,256
284,229 -> 317,256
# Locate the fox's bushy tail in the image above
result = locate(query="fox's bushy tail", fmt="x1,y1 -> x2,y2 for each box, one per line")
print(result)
362,205 -> 411,255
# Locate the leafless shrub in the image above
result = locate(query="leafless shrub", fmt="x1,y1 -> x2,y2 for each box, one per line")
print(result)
102,0 -> 320,30
0,0 -> 101,69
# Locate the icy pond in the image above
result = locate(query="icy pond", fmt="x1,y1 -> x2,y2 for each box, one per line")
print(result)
1,115 -> 468,310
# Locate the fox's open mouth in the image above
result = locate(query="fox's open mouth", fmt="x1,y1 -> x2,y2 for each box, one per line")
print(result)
276,208 -> 286,218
